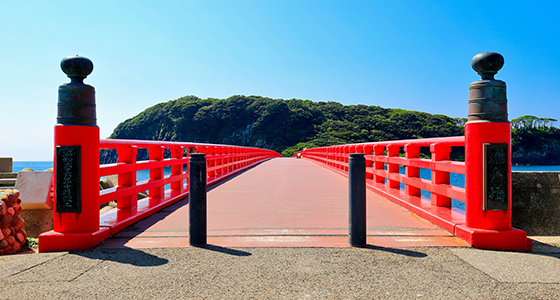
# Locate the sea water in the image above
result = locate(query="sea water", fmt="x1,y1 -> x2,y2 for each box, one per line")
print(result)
12,161 -> 560,213
13,161 -> 53,172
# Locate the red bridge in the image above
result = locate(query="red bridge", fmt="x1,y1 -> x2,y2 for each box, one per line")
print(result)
39,52 -> 532,252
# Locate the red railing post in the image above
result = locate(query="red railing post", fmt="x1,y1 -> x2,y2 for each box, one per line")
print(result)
149,146 -> 165,201
117,145 -> 138,209
386,144 -> 400,189
430,143 -> 451,206
364,145 -> 373,180
404,144 -> 421,196
207,146 -> 216,179
215,147 -> 223,178
241,148 -> 247,167
343,146 -> 350,172
373,145 -> 385,184
225,146 -> 231,174
171,146 -> 183,193
233,147 -> 238,171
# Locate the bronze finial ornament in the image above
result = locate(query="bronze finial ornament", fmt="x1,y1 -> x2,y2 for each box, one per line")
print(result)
468,52 -> 508,122
57,56 -> 97,126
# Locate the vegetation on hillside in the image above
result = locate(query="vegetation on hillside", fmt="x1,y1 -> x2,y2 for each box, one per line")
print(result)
109,95 -> 464,157
511,116 -> 560,165
107,96 -> 560,165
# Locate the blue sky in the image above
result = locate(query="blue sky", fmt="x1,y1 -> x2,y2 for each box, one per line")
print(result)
1,1 -> 559,160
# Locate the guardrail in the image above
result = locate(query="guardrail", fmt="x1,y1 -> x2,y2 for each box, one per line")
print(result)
298,136 -> 465,205
295,134 -> 531,251
39,139 -> 279,252
295,136 -> 466,230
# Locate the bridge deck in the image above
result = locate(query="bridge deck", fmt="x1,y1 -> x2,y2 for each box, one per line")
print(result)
98,158 -> 468,248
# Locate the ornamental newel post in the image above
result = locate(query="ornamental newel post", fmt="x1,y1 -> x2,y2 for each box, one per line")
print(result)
53,56 -> 100,234
465,52 -> 512,230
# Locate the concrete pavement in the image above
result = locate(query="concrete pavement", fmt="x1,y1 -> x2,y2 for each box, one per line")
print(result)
2,243 -> 560,299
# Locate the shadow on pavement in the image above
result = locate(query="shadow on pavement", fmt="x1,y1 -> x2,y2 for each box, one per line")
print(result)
363,245 -> 428,258
71,248 -> 169,266
192,244 -> 252,257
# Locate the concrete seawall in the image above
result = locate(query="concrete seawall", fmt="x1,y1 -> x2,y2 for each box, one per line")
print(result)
512,171 -> 560,235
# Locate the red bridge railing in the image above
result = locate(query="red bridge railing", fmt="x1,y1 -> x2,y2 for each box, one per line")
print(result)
296,135 -> 531,251
298,136 -> 465,205
39,139 -> 279,252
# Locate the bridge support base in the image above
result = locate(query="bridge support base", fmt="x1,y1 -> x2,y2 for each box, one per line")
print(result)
455,225 -> 532,251
38,228 -> 111,252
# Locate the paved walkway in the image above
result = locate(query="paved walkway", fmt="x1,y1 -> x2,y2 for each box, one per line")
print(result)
3,158 -> 560,298
98,158 -> 467,249
3,245 -> 560,299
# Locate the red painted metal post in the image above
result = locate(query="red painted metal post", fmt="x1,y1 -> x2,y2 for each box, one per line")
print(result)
337,146 -> 343,169
386,144 -> 400,189
430,143 -> 451,206
215,147 -> 223,178
117,145 -> 138,209
171,146 -> 183,192
364,145 -> 373,180
405,144 -> 421,196
225,146 -> 231,174
149,146 -> 165,201
343,146 -> 350,172
207,146 -> 216,179
373,145 -> 385,184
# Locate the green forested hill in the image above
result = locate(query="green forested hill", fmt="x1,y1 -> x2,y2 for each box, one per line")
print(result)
511,116 -> 560,165
109,95 -> 464,156
108,95 -> 560,164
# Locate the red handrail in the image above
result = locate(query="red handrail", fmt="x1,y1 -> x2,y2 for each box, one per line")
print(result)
39,138 -> 280,252
296,136 -> 465,205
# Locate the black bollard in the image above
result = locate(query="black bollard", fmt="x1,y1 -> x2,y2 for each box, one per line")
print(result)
189,153 -> 207,246
349,153 -> 366,247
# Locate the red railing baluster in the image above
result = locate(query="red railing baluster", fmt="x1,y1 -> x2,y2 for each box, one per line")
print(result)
373,145 -> 385,184
430,143 -> 451,207
117,145 -> 138,209
170,146 -> 183,193
386,144 -> 400,189
148,146 -> 165,202
404,144 -> 421,196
